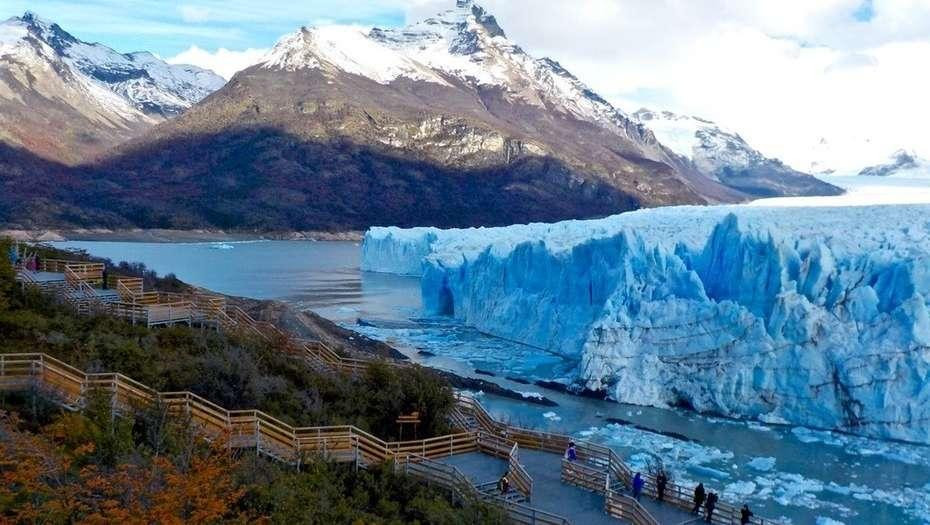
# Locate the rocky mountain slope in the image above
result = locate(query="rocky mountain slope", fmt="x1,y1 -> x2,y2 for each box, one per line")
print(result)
633,109 -> 842,197
0,12 -> 223,164
858,149 -> 929,178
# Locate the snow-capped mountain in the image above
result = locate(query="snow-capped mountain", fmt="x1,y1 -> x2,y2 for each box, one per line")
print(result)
858,149 -> 930,178
633,109 -> 841,197
0,12 -> 223,164
10,12 -> 224,116
260,0 -> 668,161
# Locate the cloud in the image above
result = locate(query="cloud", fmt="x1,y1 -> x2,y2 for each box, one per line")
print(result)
433,0 -> 930,173
179,5 -> 211,23
167,45 -> 267,79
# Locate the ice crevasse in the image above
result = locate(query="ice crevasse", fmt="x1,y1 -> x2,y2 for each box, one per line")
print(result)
361,205 -> 930,443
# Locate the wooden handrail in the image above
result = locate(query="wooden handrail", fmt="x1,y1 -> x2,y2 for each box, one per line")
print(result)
454,394 -> 776,525
508,442 -> 533,501
399,453 -> 569,525
0,353 -> 468,466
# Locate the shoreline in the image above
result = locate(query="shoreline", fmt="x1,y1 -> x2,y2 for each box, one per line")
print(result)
0,228 -> 365,243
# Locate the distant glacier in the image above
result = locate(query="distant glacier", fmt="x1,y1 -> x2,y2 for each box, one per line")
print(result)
362,205 -> 930,444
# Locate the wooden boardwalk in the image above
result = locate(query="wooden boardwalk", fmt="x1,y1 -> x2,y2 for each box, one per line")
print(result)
9,256 -> 777,525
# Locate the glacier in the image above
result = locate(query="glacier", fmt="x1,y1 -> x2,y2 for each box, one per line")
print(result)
361,205 -> 930,443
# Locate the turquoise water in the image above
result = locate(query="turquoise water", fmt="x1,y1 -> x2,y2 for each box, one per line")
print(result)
53,240 -> 930,525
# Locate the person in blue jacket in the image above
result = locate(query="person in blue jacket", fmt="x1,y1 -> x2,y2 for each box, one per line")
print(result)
632,472 -> 645,501
564,441 -> 577,461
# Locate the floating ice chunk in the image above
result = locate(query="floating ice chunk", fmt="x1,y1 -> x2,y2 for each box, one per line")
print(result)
747,457 -> 776,472
724,480 -> 756,497
542,411 -> 561,421
519,391 -> 544,400
688,465 -> 730,480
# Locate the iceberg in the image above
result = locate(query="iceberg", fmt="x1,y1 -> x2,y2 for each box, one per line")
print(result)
361,205 -> 930,443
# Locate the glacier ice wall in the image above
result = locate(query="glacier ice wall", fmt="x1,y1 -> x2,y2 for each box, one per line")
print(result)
362,206 -> 930,443
361,227 -> 440,276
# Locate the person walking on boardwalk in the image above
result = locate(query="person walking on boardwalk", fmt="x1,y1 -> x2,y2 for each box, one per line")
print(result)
7,243 -> 18,266
692,482 -> 706,514
705,491 -> 719,522
498,473 -> 510,495
632,472 -> 645,501
564,441 -> 577,461
656,471 -> 668,502
740,504 -> 754,524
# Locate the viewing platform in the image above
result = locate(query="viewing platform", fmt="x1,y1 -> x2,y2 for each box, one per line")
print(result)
15,258 -> 225,328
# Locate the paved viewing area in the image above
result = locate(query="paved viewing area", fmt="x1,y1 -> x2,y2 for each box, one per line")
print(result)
441,451 -> 696,525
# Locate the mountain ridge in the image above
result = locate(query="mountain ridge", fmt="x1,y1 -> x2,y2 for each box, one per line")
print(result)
0,12 -> 223,164
632,109 -> 842,197
1,2 -> 839,231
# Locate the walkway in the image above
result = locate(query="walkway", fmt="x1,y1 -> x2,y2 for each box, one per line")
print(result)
439,450 -> 695,525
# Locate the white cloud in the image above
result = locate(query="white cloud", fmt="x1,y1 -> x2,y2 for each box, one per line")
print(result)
179,5 -> 212,23
411,0 -> 930,174
167,45 -> 267,79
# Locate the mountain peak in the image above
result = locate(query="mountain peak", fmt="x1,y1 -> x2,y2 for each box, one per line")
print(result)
1,13 -> 224,119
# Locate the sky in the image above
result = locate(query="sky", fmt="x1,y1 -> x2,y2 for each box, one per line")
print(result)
7,0 -> 930,174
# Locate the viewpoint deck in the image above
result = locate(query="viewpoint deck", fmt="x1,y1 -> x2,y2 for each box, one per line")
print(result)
440,450 -> 695,525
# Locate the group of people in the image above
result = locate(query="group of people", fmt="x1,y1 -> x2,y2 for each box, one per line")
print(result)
8,244 -> 40,271
692,482 -> 754,524
563,441 -> 755,524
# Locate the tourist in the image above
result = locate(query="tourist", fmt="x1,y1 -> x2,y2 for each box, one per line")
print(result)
705,491 -> 718,523
632,472 -> 644,501
7,243 -> 18,266
34,253 -> 41,271
498,473 -> 510,495
564,441 -> 577,461
656,471 -> 668,502
740,504 -> 754,524
692,482 -> 706,514
102,267 -> 109,289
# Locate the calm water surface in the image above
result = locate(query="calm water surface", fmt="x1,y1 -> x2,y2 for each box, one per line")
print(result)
53,240 -> 930,524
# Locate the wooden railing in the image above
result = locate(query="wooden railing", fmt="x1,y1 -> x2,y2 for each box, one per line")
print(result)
454,395 -> 778,525
39,258 -> 85,273
561,458 -> 607,493
116,278 -> 144,301
508,443 -> 533,502
398,454 -> 569,525
0,352 -> 573,522
17,263 -> 377,374
0,353 -> 480,466
605,482 -> 660,525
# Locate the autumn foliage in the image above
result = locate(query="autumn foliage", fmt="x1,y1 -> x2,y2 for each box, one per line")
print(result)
0,410 -> 246,524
